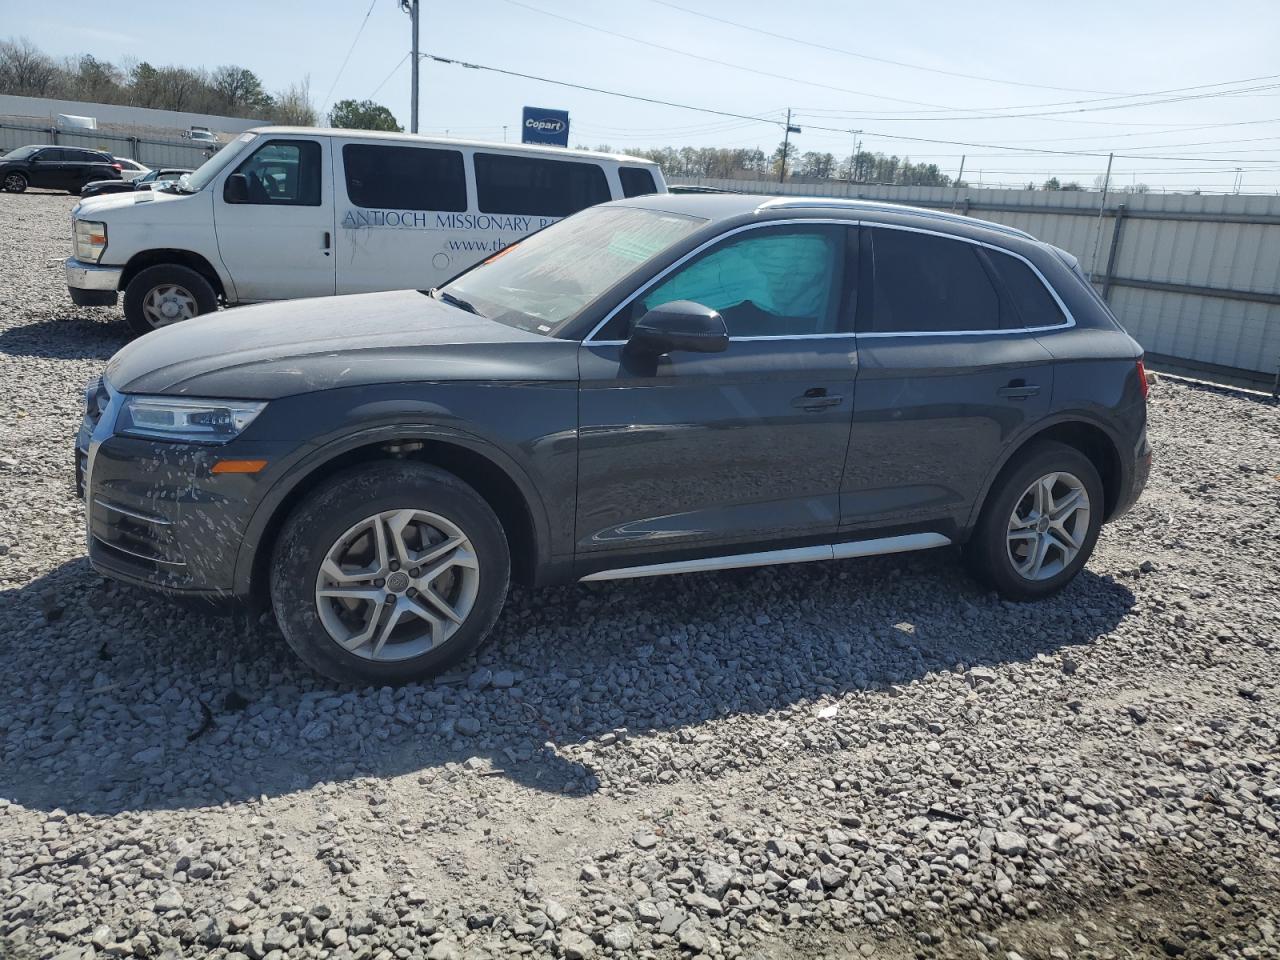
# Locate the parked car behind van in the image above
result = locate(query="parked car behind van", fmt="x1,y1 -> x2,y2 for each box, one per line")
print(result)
1,145 -> 122,195
64,127 -> 666,336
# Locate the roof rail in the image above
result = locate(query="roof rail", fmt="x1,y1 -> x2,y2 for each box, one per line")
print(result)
755,196 -> 1035,240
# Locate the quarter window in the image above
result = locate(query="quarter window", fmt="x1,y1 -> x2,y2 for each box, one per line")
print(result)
342,143 -> 466,211
230,139 -> 322,206
637,226 -> 842,338
985,248 -> 1068,328
474,153 -> 610,218
619,167 -> 658,198
862,228 -> 1000,334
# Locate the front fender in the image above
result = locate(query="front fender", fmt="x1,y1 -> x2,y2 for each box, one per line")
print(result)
231,413 -> 571,597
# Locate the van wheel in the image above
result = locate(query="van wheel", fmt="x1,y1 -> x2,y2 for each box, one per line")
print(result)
966,441 -> 1104,601
3,172 -> 27,193
123,264 -> 217,337
270,462 -> 511,686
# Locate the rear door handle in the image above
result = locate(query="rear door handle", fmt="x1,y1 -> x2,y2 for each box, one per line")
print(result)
323,231 -> 331,253
791,388 -> 844,411
997,380 -> 1040,400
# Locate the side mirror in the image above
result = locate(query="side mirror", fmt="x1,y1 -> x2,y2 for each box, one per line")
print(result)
223,173 -> 249,204
626,301 -> 728,357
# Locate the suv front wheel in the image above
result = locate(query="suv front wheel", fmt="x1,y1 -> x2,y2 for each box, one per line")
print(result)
967,441 -> 1104,600
270,461 -> 511,685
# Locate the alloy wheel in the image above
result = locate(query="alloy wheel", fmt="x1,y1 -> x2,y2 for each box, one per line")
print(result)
1006,471 -> 1091,581
140,283 -> 197,327
3,173 -> 26,192
314,508 -> 480,661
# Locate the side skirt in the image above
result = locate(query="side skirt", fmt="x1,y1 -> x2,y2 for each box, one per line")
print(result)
579,532 -> 952,582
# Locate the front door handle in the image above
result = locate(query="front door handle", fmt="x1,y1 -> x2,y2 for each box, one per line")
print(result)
323,231 -> 331,254
997,379 -> 1040,400
791,388 -> 844,411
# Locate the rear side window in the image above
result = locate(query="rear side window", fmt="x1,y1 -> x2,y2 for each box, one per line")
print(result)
474,153 -> 610,217
342,143 -> 466,211
984,248 -> 1068,328
619,167 -> 657,198
862,228 -> 1000,334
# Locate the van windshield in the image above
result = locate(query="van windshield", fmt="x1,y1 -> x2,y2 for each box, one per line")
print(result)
439,205 -> 705,336
169,132 -> 257,194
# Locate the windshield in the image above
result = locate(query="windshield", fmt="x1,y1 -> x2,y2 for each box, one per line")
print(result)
4,146 -> 39,160
441,205 -> 705,336
172,132 -> 257,194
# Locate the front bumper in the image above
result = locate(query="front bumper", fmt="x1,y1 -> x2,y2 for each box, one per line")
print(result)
66,258 -> 122,307
76,387 -> 278,603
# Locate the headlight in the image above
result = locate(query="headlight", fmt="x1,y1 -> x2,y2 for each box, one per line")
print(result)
74,219 -> 108,263
117,396 -> 267,444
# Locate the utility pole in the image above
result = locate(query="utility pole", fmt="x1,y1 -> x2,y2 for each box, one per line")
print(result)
956,155 -> 965,187
1087,152 -> 1114,282
779,109 -> 801,184
401,0 -> 420,133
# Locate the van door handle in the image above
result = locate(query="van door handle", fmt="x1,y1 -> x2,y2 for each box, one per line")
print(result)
791,388 -> 844,411
997,379 -> 1040,400
323,231 -> 331,253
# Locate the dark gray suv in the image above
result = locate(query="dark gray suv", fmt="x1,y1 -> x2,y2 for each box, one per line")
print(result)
76,194 -> 1151,684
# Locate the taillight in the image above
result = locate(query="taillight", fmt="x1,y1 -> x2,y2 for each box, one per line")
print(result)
1136,358 -> 1149,400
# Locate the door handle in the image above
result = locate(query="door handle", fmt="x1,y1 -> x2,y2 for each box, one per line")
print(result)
997,379 -> 1040,400
322,231 -> 331,254
791,388 -> 844,411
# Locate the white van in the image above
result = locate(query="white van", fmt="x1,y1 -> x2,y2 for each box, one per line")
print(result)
65,127 -> 667,335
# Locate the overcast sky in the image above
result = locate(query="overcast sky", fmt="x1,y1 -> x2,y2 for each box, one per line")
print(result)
12,0 -> 1280,192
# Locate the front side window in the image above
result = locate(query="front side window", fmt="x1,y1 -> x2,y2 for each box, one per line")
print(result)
229,139 -> 321,206
442,205 -> 704,335
37,148 -> 67,162
343,143 -> 466,211
474,153 -> 610,217
637,226 -> 842,338
862,228 -> 1000,334
619,167 -> 658,198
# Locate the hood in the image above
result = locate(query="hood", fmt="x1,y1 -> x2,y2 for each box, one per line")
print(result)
74,186 -> 188,217
104,290 -> 578,399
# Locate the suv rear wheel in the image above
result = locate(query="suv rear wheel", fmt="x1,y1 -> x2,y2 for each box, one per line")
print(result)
123,264 -> 218,337
270,462 -> 511,685
3,172 -> 27,193
966,441 -> 1104,600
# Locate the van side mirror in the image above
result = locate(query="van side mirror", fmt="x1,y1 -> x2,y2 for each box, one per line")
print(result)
625,301 -> 729,357
224,173 -> 249,204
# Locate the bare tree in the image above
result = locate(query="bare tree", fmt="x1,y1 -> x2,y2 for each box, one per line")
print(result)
0,36 -> 58,96
271,75 -> 317,126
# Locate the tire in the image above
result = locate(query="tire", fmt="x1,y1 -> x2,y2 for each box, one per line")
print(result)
3,172 -> 27,193
123,264 -> 218,337
270,461 -> 511,685
966,441 -> 1104,601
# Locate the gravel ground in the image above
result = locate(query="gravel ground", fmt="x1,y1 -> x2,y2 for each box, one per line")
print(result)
1,190 -> 1278,960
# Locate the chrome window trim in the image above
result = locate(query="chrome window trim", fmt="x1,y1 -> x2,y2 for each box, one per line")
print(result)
857,222 -> 1075,338
582,218 -> 856,345
581,217 -> 1074,346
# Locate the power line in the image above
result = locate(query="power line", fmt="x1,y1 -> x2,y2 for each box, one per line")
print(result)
641,0 -> 1122,96
320,0 -> 380,115
369,52 -> 410,98
422,53 -> 1280,164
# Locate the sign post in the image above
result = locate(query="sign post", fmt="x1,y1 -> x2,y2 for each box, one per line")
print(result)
521,107 -> 570,147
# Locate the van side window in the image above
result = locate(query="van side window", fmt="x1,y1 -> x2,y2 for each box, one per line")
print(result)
231,140 -> 321,206
861,228 -> 1000,334
619,167 -> 657,198
984,248 -> 1068,329
474,153 -> 610,218
343,143 -> 466,212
